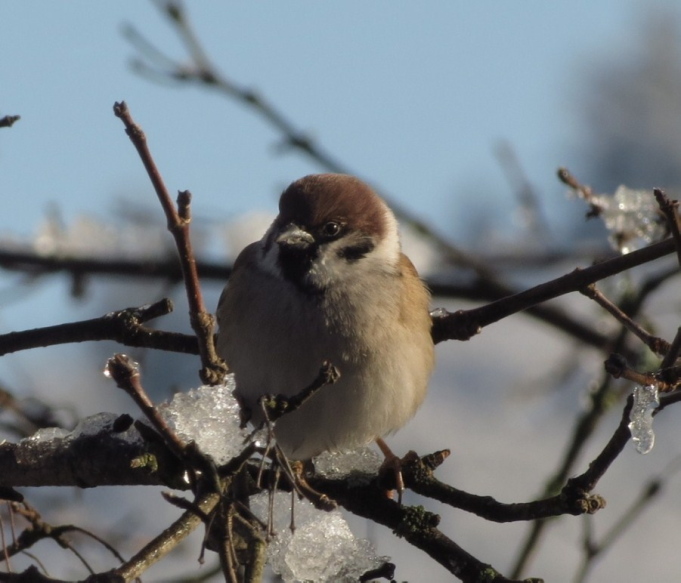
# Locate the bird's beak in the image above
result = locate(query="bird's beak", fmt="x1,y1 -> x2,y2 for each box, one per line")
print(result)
276,224 -> 314,250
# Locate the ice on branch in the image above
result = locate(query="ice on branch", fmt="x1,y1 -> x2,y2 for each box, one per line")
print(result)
22,412 -> 139,445
314,447 -> 382,480
158,377 -> 254,465
21,378 -> 253,467
628,384 -> 659,454
22,426 -> 71,443
251,491 -> 387,582
590,186 -> 666,254
20,380 -> 390,580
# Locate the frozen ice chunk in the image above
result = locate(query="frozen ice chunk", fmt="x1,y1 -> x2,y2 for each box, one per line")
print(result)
158,376 -> 252,465
20,378 -> 253,466
251,491 -> 387,582
21,412 -> 140,446
314,447 -> 382,480
22,426 -> 70,443
591,186 -> 666,254
430,307 -> 449,318
628,384 -> 659,454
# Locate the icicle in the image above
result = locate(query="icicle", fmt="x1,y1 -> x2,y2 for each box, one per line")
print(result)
628,384 -> 659,454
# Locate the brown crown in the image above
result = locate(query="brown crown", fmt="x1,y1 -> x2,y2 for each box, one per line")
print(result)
277,174 -> 388,239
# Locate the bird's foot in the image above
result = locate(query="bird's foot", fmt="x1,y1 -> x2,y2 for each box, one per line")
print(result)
376,438 -> 420,504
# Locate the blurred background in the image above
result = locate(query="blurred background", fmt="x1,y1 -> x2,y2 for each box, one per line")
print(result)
2,1 -> 681,581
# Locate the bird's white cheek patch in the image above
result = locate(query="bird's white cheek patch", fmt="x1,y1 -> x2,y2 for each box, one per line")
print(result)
374,210 -> 400,267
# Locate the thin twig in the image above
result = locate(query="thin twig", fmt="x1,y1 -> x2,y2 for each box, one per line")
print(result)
0,115 -> 20,129
557,167 -> 601,217
604,353 -> 681,393
7,501 -> 126,566
661,326 -> 681,369
511,320 -> 647,577
495,140 -> 552,242
653,187 -> 681,267
580,284 -> 670,356
113,100 -> 227,385
573,454 -> 681,583
216,504 -> 240,583
113,491 -> 221,581
259,361 -> 340,423
104,354 -> 187,460
397,452 -> 604,524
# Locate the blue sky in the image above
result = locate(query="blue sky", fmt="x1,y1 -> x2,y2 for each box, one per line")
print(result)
0,1 -> 653,245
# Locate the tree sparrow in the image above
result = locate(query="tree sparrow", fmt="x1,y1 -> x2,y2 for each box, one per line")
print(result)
216,174 -> 434,461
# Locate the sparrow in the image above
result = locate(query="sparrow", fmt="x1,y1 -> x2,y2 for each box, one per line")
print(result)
216,174 -> 434,462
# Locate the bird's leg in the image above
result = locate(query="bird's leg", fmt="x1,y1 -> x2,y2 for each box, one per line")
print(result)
376,437 -> 407,504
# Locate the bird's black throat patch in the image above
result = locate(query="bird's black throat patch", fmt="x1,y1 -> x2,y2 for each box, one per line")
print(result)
277,244 -> 325,295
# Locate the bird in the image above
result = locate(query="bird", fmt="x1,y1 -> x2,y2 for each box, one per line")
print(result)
216,173 -> 434,463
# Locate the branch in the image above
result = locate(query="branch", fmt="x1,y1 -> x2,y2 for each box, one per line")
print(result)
9,396 -> 680,583
3,235 -> 675,353
0,419 -> 184,488
6,501 -> 125,566
557,167 -> 601,217
105,354 -> 188,461
397,453 -> 604,524
0,300 -> 199,356
0,245 -> 612,350
661,326 -> 681,369
494,140 -> 552,243
310,474 -> 542,583
260,361 -> 340,423
605,353 -> 681,394
509,262 -> 671,578
573,467 -> 670,583
112,490 -> 221,582
1,235 -> 675,359
580,284 -> 670,356
113,100 -> 226,384
0,115 -> 20,129
432,236 -> 677,343
0,247 -> 229,280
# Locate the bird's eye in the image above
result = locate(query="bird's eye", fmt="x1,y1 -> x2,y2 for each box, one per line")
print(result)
321,221 -> 342,238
